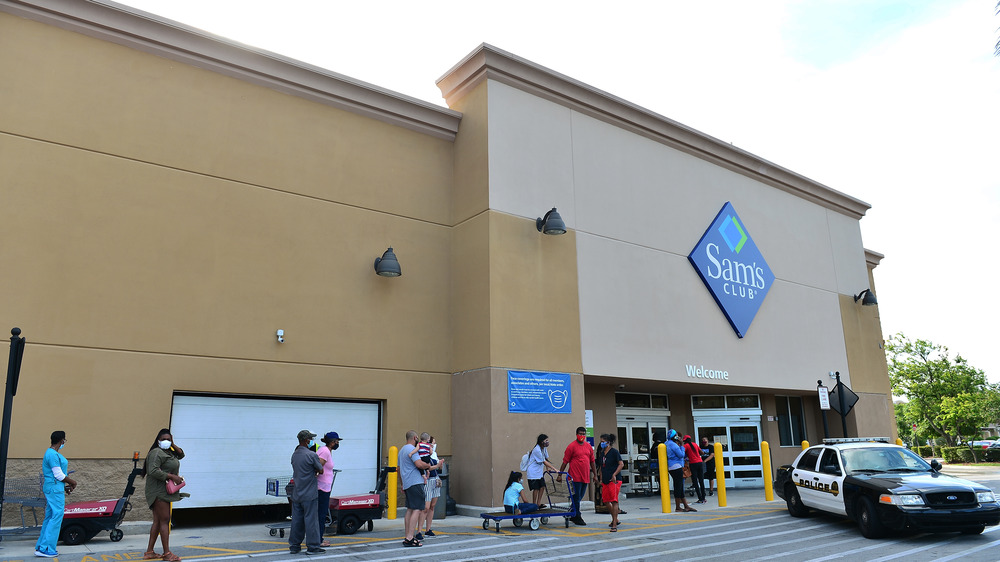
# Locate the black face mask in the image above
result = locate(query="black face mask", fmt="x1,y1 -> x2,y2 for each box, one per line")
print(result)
332,442 -> 340,450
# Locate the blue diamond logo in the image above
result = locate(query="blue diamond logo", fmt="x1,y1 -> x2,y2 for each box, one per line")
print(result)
688,202 -> 774,338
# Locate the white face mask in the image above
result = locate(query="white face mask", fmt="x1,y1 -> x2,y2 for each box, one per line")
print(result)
159,440 -> 172,450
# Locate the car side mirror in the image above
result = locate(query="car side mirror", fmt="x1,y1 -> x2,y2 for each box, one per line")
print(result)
930,459 -> 942,472
821,465 -> 841,476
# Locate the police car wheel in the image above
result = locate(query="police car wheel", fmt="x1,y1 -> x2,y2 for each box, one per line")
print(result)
960,525 -> 985,535
856,496 -> 885,539
784,485 -> 809,518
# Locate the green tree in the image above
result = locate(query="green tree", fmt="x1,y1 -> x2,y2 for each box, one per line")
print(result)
887,334 -> 999,448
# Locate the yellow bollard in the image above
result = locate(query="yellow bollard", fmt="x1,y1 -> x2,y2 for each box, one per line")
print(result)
714,441 -> 727,507
895,438 -> 903,446
658,442 -> 671,513
387,446 -> 398,520
801,440 -> 809,450
762,441 -> 774,501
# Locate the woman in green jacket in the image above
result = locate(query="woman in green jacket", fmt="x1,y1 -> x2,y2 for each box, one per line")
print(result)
141,428 -> 186,562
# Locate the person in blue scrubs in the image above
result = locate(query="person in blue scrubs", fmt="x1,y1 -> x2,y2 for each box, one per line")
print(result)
35,430 -> 77,558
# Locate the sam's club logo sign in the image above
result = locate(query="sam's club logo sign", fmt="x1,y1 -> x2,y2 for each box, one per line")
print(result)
688,202 -> 774,338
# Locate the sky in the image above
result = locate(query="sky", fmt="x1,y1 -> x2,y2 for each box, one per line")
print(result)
111,0 -> 1000,383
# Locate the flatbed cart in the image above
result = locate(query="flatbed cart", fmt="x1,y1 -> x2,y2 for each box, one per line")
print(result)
326,465 -> 394,535
479,471 -> 576,532
59,454 -> 144,544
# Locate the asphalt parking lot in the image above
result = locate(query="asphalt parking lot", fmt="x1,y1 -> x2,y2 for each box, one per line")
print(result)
3,466 -> 998,562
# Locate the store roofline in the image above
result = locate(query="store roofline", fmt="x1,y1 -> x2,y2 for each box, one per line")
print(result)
438,43 -> 873,221
0,0 -> 463,141
865,249 -> 885,269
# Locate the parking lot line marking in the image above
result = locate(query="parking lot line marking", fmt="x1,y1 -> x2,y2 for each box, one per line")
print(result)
934,537 -> 1000,562
803,537 -> 909,562
681,527 -> 857,561
549,521 -> 833,562
185,547 -> 255,554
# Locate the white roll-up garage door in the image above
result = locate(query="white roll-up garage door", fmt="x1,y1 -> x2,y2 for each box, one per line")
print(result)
168,394 -> 380,509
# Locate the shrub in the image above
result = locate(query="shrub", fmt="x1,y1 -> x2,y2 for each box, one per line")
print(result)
984,448 -> 1000,463
940,447 -> 978,463
914,445 -> 933,458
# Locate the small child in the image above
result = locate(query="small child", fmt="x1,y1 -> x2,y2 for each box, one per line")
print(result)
417,434 -> 432,483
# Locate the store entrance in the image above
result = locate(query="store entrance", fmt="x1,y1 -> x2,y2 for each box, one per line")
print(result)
693,419 -> 763,488
616,416 -> 668,495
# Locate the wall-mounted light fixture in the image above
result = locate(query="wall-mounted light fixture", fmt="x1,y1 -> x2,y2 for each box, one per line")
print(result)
535,208 -> 566,235
853,289 -> 877,306
276,329 -> 285,343
374,247 -> 401,277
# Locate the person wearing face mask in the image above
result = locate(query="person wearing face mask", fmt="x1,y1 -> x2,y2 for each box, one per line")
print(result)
526,434 -> 557,508
289,430 -> 326,554
141,428 -> 186,561
599,434 -> 624,532
316,431 -> 341,547
666,429 -> 695,513
34,431 -> 77,558
556,427 -> 596,525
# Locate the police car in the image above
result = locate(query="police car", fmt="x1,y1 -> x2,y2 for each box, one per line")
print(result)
774,438 -> 1000,538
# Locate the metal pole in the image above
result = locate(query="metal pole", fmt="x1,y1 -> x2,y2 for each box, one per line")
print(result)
835,372 -> 848,437
1,328 -> 26,525
817,380 -> 830,439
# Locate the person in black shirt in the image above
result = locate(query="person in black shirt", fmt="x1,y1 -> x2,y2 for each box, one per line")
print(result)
599,434 -> 624,531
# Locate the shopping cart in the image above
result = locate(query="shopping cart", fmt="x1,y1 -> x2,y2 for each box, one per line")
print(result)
264,476 -> 293,538
0,474 -> 46,541
479,471 -> 577,532
264,470 -> 345,538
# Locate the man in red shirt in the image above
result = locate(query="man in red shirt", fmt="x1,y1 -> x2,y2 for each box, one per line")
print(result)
556,427 -> 596,525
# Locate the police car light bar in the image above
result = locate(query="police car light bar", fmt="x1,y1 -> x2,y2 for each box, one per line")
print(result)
822,437 -> 890,444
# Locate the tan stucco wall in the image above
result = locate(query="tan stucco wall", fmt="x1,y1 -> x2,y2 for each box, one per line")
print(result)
0,12 -> 456,459
488,213 -> 582,373
585,384 -> 617,439
449,81 -> 490,225
451,368 -> 584,507
839,272 -> 895,439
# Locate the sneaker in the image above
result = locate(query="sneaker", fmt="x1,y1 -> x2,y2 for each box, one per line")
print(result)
305,548 -> 326,555
424,530 -> 435,537
572,517 -> 587,526
289,549 -> 301,555
35,551 -> 57,559
414,532 -> 423,541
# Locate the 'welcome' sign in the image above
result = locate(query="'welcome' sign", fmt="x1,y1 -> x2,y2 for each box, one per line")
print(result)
688,202 -> 774,338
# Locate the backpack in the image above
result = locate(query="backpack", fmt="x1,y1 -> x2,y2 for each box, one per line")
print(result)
520,449 -> 531,471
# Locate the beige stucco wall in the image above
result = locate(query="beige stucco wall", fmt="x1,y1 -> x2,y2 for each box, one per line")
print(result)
0,11 -> 455,461
450,368 -> 585,507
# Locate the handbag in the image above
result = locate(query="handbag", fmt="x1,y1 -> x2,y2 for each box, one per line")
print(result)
166,478 -> 186,494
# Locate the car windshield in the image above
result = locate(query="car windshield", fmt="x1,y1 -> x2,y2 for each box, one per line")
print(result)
841,447 -> 931,474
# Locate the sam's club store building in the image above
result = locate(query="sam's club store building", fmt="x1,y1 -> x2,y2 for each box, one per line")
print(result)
1,0 -> 893,513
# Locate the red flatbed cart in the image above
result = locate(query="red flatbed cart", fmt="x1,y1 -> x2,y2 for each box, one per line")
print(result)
59,453 -> 144,545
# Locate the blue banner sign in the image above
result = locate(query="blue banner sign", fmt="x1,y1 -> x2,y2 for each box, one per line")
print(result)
688,202 -> 774,338
508,370 -> 572,414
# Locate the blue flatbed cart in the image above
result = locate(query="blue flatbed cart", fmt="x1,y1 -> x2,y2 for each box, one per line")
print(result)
479,471 -> 577,532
